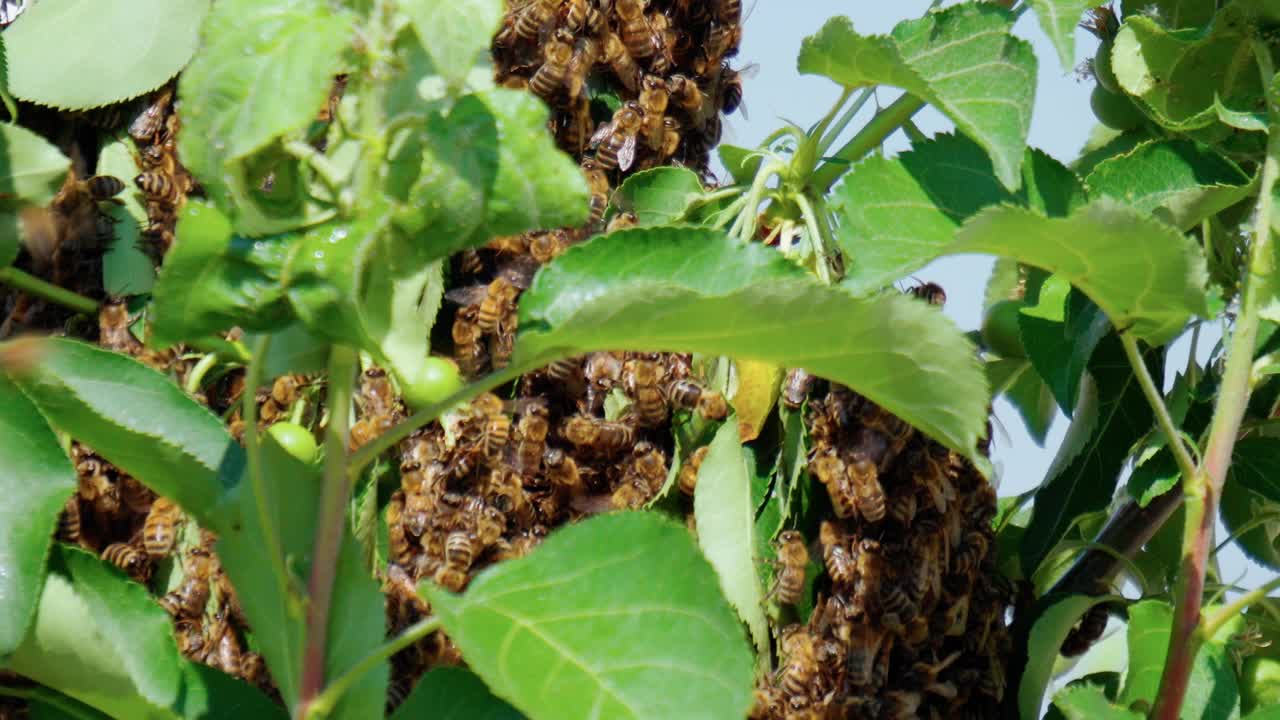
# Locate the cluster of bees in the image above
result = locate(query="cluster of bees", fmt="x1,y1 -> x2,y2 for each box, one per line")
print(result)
750,368 -> 1010,720
55,440 -> 269,693
126,84 -> 194,257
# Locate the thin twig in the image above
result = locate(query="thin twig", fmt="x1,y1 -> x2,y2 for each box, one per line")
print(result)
0,266 -> 99,315
305,616 -> 442,719
1121,334 -> 1199,483
809,93 -> 926,193
1203,575 -> 1280,639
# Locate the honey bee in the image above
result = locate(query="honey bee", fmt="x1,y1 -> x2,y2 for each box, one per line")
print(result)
472,393 -> 512,459
615,0 -> 656,59
85,175 -> 125,201
447,277 -> 520,335
239,651 -> 267,686
591,102 -> 643,172
916,447 -> 956,514
452,307 -> 486,378
566,36 -> 599,103
206,616 -> 243,675
908,281 -> 947,306
443,530 -> 475,572
847,453 -> 886,523
629,442 -> 668,492
564,0 -> 595,34
677,445 -> 709,496
583,351 -> 624,410
134,172 -> 183,203
771,530 -> 808,606
659,117 -> 681,160
581,158 -> 612,228
623,359 -> 667,427
515,407 -> 549,477
811,452 -> 856,520
103,542 -> 150,581
434,562 -> 468,593
544,448 -> 584,495
602,32 -> 642,94
387,491 -> 415,566
715,0 -> 742,23
561,414 -> 635,453
845,623 -> 886,687
488,469 -> 531,522
880,585 -> 919,629
129,86 -> 174,142
953,531 -> 990,576
782,369 -> 815,410
667,74 -> 705,117
777,626 -> 817,695
174,620 -> 206,660
666,379 -> 728,420
887,490 -> 917,527
531,31 -> 573,100
851,539 -> 882,616
818,521 -> 856,587
638,75 -> 670,149
142,497 -> 182,558
706,22 -> 742,65
719,65 -> 746,116
58,496 -> 82,544
119,476 -> 153,514
159,575 -> 211,618
943,593 -> 970,636
499,0 -> 555,45
606,211 -> 638,232
1061,603 -> 1110,657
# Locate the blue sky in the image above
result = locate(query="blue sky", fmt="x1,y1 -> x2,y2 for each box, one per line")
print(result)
731,2 -> 1264,587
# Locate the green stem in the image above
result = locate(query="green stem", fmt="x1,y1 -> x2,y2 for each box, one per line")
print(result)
1203,575 -> 1280,638
184,352 -> 219,396
736,160 -> 785,243
347,363 -> 526,481
0,266 -> 99,315
794,192 -> 834,285
284,140 -> 347,195
297,345 -> 358,718
0,686 -> 101,720
810,93 -> 926,193
815,87 -> 876,159
1121,334 -> 1199,484
793,87 -> 852,179
242,336 -> 298,621
187,335 -> 251,364
305,616 -> 442,719
1152,37 -> 1279,720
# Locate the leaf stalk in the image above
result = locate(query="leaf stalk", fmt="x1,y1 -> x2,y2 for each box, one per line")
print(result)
305,616 -> 442,719
810,93 -> 926,193
0,266 -> 99,316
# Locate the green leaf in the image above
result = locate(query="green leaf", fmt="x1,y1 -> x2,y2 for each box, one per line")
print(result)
1053,684 -> 1143,719
693,418 -> 769,656
389,667 -> 523,720
97,139 -> 156,296
611,167 -> 705,226
1121,0 -> 1217,28
360,242 -> 446,379
0,124 -> 70,211
1020,594 -> 1117,719
833,134 -> 1085,295
7,338 -> 243,530
150,202 -> 295,347
1021,335 -> 1158,576
1221,437 -> 1280,569
515,227 -> 991,473
798,5 -> 1037,189
5,0 -> 208,109
0,375 -> 76,658
1085,139 -> 1253,231
989,358 -> 1058,443
7,545 -> 282,720
1027,0 -> 1106,70
422,512 -> 755,720
1121,599 -> 1241,719
718,145 -> 762,186
1112,10 -> 1261,131
950,200 -> 1209,345
243,324 -> 330,377
398,89 -> 590,248
1128,445 -> 1181,507
402,0 -> 502,93
1018,279 -> 1111,413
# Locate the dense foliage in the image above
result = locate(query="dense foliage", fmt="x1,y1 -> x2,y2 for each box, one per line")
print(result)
0,0 -> 1277,719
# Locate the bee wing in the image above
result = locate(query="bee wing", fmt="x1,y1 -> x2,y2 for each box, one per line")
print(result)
617,135 -> 638,172
497,255 -> 541,289
444,285 -> 490,306
589,120 -> 614,149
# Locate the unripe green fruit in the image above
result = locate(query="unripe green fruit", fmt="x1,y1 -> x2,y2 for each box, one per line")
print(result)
1242,657 -> 1280,714
266,422 -> 319,464
1091,84 -> 1144,131
400,356 -> 465,411
981,300 -> 1027,359
1093,39 -> 1119,93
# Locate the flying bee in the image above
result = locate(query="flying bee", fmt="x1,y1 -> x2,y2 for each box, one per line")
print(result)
954,530 -> 990,576
531,31 -> 573,101
848,453 -> 886,523
818,521 -> 856,587
606,211 -> 638,232
85,175 -> 125,201
771,530 -> 808,606
908,281 -> 947,306
514,407 -> 549,478
566,36 -> 599,103
677,445 -> 709,497
545,448 -> 584,495
129,86 -> 174,142
615,0 -> 656,59
602,32 -> 641,94
142,497 -> 182,558
591,102 -> 643,172
623,358 -> 667,427
103,542 -> 150,582
581,158 -> 612,228
134,172 -> 183,203
777,627 -> 818,695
